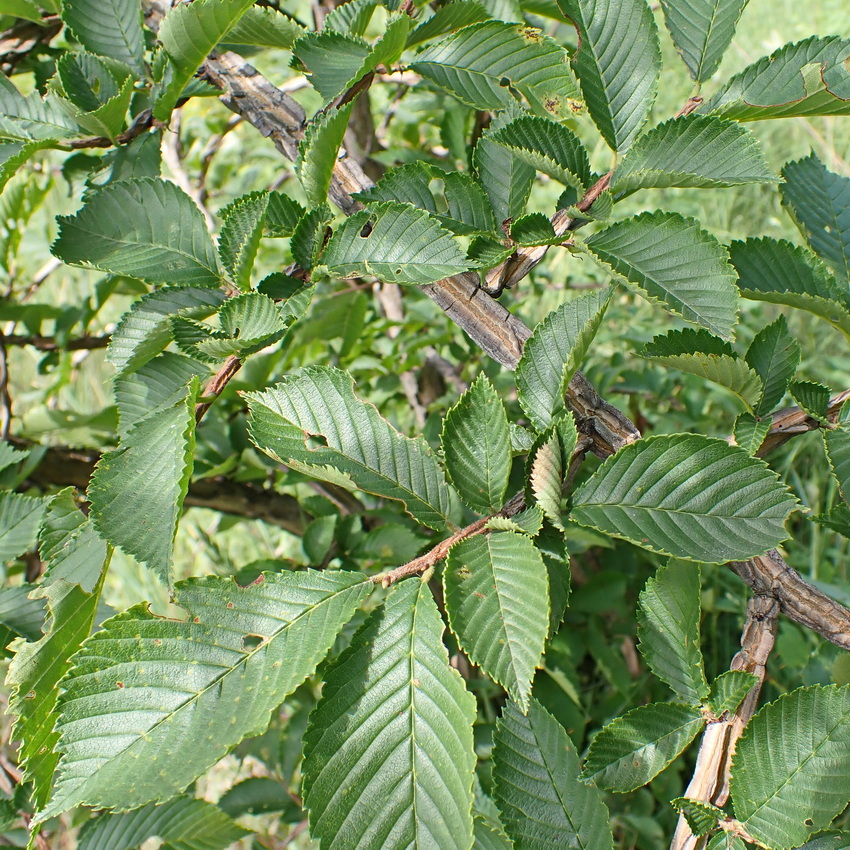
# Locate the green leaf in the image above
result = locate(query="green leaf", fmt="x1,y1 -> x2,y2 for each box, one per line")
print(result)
670,798 -> 726,837
488,504 -> 545,535
530,428 -> 564,530
474,816 -> 514,850
38,570 -> 369,820
0,0 -> 43,24
0,139 -> 57,195
77,796 -> 250,850
812,502 -> 850,539
516,288 -> 612,432
0,585 -> 46,649
291,30 -> 370,101
223,6 -> 306,48
781,152 -> 850,284
291,204 -> 332,271
571,434 -> 798,563
510,212 -> 561,246
107,286 -> 224,375
303,579 -> 477,850
729,237 -> 850,335
264,191 -> 305,238
537,521 -> 571,636
494,698 -> 613,850
318,201 -> 472,285
491,115 -> 591,191
441,374 -> 511,514
733,413 -> 771,456
445,531 -> 549,709
794,835 -> 850,850
194,292 -> 288,359
296,103 -> 354,208
52,178 -> 222,286
583,702 -> 705,792
6,568 -> 108,808
700,36 -> 850,121
218,190 -> 269,289
610,115 -> 777,192
0,492 -> 47,561
637,559 -> 709,703
558,0 -> 661,151
324,0 -> 379,36
247,366 -> 456,531
0,73 -> 80,141
731,685 -> 850,849
411,21 -> 581,119
790,380 -> 830,422
407,1 -> 491,48
88,378 -> 199,586
154,0 -> 257,121
707,670 -> 757,716
114,352 -> 209,436
474,114 -> 535,225
745,315 -> 801,416
640,328 -> 763,411
580,211 -> 739,338
62,0 -> 145,74
659,0 -> 749,83
218,777 -> 301,819
825,423 -> 850,505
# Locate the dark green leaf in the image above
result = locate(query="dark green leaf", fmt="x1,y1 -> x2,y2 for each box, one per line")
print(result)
0,492 -> 47,561
707,670 -> 757,717
733,413 -> 771,456
218,190 -> 269,289
296,103 -> 354,208
745,315 -> 801,416
790,380 -> 830,422
264,192 -> 305,238
670,798 -> 726,837
62,0 -> 145,74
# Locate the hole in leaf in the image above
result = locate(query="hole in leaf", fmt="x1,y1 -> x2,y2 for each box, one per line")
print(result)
359,221 -> 374,238
242,634 -> 264,650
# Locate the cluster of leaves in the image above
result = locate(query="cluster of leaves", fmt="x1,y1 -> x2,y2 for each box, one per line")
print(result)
0,0 -> 848,848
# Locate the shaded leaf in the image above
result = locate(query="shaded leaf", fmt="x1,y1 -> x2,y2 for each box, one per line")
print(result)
0,492 -> 47,562
571,434 -> 798,563
445,531 -> 549,709
291,204 -> 332,271
733,413 -> 771,456
581,211 -> 738,338
745,314 -> 800,416
670,798 -> 726,837
247,366 -> 455,531
790,380 -> 830,422
296,103 -> 354,208
303,579 -> 476,850
825,421 -> 850,505
218,190 -> 269,289
264,192 -> 305,238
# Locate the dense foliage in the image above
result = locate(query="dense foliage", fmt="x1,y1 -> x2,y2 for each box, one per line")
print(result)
0,0 -> 848,847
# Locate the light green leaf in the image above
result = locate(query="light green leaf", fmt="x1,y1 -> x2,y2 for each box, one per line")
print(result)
192,292 -> 288,359
38,569 -> 369,820
0,492 -> 47,562
491,115 -> 592,191
812,503 -> 850,539
303,579 -> 476,850
62,0 -> 145,74
487,504 -> 545,536
247,366 -> 455,531
733,413 -> 771,456
707,670 -> 757,717
411,21 -> 581,119
107,286 -> 224,375
558,0 -> 661,151
318,201 -> 472,285
700,36 -> 850,120
441,374 -> 511,514
580,211 -> 739,338
671,798 -> 726,837
223,6 -> 305,48
494,698 -> 614,850
0,139 -> 57,195
790,380 -> 830,422
218,190 -> 269,289
640,327 -> 763,411
659,0 -> 749,83
114,352 -> 209,436
611,115 -> 777,192
571,434 -> 798,563
781,152 -> 850,284
474,816 -> 514,850
6,567 -> 107,809
445,531 -> 549,709
58,73 -> 134,141
825,423 -> 850,506
88,378 -> 199,586
511,212 -> 560,246
583,702 -> 705,792
729,237 -> 850,335
57,51 -> 126,111
291,30 -> 370,101
474,113 -> 535,225
637,559 -> 709,703
0,73 -> 80,141
52,178 -> 222,286
745,315 -> 800,416
407,1 -> 491,48
154,0 -> 256,121
0,585 -> 46,650
76,796 -> 250,850
296,103 -> 354,208
731,685 -> 850,849
516,288 -> 612,432
0,0 -> 43,24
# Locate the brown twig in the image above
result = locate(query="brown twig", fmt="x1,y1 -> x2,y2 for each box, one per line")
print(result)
670,592 -> 778,850
67,108 -> 156,150
373,492 -> 526,586
756,388 -> 850,456
0,334 -> 110,351
0,333 -> 11,440
195,355 -> 242,424
0,16 -> 62,76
